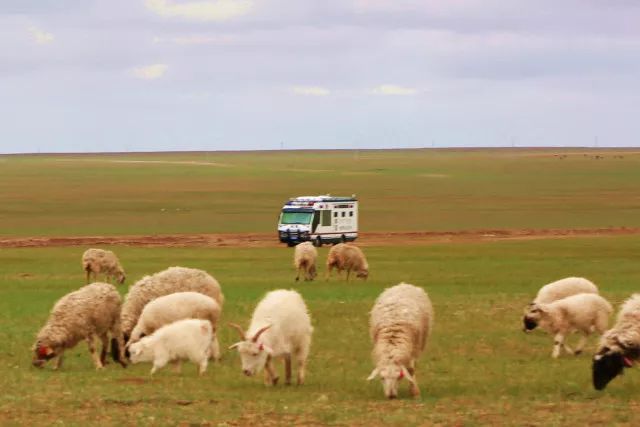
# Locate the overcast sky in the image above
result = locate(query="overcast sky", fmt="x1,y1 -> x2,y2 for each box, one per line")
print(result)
1,0 -> 639,153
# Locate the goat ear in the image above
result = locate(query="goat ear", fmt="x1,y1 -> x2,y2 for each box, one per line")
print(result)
228,342 -> 242,350
260,344 -> 274,355
366,368 -> 379,381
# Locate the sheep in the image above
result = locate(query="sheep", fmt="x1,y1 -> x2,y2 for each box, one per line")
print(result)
128,292 -> 222,361
294,242 -> 318,281
325,243 -> 369,281
120,266 -> 224,343
523,293 -> 612,358
367,283 -> 433,399
82,248 -> 126,285
523,277 -> 599,331
32,282 -> 127,370
229,289 -> 313,386
592,294 -> 640,390
128,318 -> 213,376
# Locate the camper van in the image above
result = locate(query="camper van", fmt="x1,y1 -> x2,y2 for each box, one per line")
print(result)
277,195 -> 358,246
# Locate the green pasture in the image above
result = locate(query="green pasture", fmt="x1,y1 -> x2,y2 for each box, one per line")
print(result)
1,237 -> 639,425
1,148 -> 640,237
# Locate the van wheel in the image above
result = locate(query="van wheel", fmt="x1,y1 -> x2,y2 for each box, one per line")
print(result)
341,235 -> 347,243
315,237 -> 322,247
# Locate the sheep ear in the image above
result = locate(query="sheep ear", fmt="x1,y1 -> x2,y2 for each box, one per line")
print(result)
401,366 -> 417,385
366,368 -> 379,381
228,342 -> 242,350
594,354 -> 603,361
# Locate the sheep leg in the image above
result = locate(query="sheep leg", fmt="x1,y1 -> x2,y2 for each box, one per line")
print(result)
264,356 -> 279,386
151,355 -> 169,375
552,333 -> 566,358
86,335 -> 104,369
99,334 -> 109,365
409,373 -> 420,397
210,335 -> 221,361
284,354 -> 292,385
346,268 -> 351,282
296,346 -> 308,385
198,357 -> 208,376
573,334 -> 588,355
295,267 -> 301,282
85,269 -> 91,284
54,351 -> 65,370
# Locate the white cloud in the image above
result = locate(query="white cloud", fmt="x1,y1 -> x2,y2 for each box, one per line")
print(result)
130,64 -> 168,80
153,35 -> 235,45
370,84 -> 417,96
145,0 -> 253,21
27,26 -> 54,45
291,86 -> 331,96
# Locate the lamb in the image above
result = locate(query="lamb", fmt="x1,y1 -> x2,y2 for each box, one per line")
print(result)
32,282 -> 127,370
325,243 -> 369,281
82,248 -> 126,285
120,266 -> 224,342
523,277 -> 599,330
294,242 -> 318,281
523,293 -> 612,358
229,289 -> 313,386
128,292 -> 222,361
367,283 -> 433,399
592,294 -> 640,390
128,318 -> 213,376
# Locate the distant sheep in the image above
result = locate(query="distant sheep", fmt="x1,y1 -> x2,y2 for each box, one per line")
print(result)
229,289 -> 313,386
128,318 -> 213,376
523,277 -> 599,330
128,292 -> 222,360
32,282 -> 127,370
326,243 -> 369,281
593,294 -> 640,390
294,242 -> 318,281
523,293 -> 612,358
82,248 -> 126,285
121,266 -> 224,342
367,283 -> 433,399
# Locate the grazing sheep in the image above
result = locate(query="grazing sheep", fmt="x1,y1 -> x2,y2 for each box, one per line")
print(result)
229,289 -> 313,386
120,266 -> 224,342
325,243 -> 369,281
32,282 -> 127,370
367,283 -> 433,399
593,294 -> 640,390
128,318 -> 213,376
128,292 -> 222,361
82,248 -> 126,285
523,293 -> 612,358
294,242 -> 318,281
523,277 -> 599,331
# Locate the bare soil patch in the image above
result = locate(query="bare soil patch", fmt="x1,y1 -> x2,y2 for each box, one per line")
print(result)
0,227 -> 639,249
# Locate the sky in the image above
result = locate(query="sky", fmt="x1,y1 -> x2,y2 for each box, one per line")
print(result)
1,0 -> 639,153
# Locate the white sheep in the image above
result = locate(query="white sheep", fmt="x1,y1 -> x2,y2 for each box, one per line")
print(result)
523,293 -> 612,358
229,289 -> 313,386
128,292 -> 222,360
593,294 -> 640,390
32,282 -> 127,370
128,318 -> 213,376
120,266 -> 224,342
523,277 -> 599,331
293,242 -> 318,281
367,283 -> 433,399
82,248 -> 126,285
326,243 -> 369,281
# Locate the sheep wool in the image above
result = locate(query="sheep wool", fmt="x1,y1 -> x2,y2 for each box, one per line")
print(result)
368,283 -> 433,399
121,266 -> 224,340
32,282 -> 127,370
82,248 -> 126,285
293,242 -> 318,281
593,294 -> 640,390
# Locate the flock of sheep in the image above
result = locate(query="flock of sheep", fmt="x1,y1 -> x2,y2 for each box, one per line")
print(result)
31,245 -> 639,400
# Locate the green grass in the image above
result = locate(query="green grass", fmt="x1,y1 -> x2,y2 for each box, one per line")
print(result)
2,148 -> 640,236
2,237 -> 640,425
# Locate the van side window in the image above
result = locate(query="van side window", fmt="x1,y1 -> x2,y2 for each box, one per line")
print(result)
322,210 -> 332,226
349,211 -> 353,217
341,212 -> 346,217
333,212 -> 338,218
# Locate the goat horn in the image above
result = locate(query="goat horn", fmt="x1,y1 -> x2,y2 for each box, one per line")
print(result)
228,323 -> 246,340
252,324 -> 272,342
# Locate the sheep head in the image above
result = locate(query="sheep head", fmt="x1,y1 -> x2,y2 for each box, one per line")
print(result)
522,303 -> 548,331
228,324 -> 273,377
592,336 -> 640,390
31,342 -> 57,368
367,363 -> 416,399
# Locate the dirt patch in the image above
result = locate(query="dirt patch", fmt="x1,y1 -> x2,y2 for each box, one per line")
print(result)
0,227 -> 639,249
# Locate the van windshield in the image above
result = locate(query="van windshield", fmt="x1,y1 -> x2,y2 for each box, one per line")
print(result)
280,211 -> 313,225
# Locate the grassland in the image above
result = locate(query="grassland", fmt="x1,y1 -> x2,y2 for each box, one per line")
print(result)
1,148 -> 640,426
1,148 -> 640,237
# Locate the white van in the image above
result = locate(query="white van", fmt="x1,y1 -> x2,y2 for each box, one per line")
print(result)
277,195 -> 358,246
